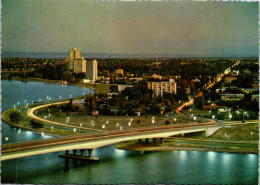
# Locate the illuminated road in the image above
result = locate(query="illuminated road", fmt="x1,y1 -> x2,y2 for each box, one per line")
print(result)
1,122 -> 217,161
176,60 -> 240,117
27,101 -> 101,132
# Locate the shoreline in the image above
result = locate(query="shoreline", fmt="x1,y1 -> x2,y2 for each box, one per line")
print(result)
114,141 -> 258,154
9,77 -> 110,94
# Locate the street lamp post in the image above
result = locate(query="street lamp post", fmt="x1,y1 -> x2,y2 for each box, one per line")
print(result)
17,128 -> 21,153
243,112 -> 247,121
250,132 -> 253,141
194,116 -> 197,126
79,123 -> 82,135
228,114 -> 232,121
102,125 -> 107,136
5,137 -> 10,150
128,122 -> 133,132
41,132 -> 46,149
50,126 -> 54,133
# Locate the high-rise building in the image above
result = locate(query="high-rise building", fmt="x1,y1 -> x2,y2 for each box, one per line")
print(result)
86,59 -> 98,82
67,48 -> 86,73
73,58 -> 86,73
147,79 -> 177,97
69,48 -> 81,60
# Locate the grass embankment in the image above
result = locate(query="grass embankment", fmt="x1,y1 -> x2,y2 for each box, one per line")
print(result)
114,123 -> 259,154
1,104 -> 82,136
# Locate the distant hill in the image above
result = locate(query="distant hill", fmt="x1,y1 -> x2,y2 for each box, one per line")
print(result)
1,51 -> 257,59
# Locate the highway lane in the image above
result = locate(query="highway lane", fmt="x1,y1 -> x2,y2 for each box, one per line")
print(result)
1,122 -> 215,154
27,101 -> 102,132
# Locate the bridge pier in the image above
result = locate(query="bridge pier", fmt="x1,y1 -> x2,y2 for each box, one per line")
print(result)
153,138 -> 156,144
88,149 -> 94,157
81,149 -> 85,156
160,138 -> 165,144
145,138 -> 149,143
59,149 -> 99,161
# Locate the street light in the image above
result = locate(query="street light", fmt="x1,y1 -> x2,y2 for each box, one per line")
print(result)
5,137 -> 10,150
102,125 -> 107,136
250,132 -> 253,141
212,115 -> 215,119
243,112 -> 247,121
50,126 -> 54,133
229,114 -> 232,121
17,129 -> 21,153
79,123 -> 82,135
66,117 -> 70,123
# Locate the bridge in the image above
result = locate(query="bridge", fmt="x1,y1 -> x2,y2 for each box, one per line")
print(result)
1,122 -> 221,161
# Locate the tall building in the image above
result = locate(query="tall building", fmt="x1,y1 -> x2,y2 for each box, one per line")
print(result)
69,48 -> 81,60
86,59 -> 98,82
73,58 -> 86,73
147,79 -> 177,97
67,48 -> 86,73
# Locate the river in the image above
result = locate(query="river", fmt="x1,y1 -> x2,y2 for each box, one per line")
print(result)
1,80 -> 258,184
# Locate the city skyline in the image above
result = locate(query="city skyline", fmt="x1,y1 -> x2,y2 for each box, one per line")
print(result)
2,1 -> 258,57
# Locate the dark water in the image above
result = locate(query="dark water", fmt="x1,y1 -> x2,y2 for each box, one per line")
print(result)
1,80 -> 259,184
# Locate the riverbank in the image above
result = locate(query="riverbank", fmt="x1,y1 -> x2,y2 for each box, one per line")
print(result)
11,77 -> 111,94
114,137 -> 258,154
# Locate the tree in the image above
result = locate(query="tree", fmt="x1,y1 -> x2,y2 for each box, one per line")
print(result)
194,96 -> 205,109
9,112 -> 21,123
30,120 -> 44,128
89,96 -> 97,111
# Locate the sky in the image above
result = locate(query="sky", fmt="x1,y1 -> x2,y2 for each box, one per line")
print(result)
2,0 -> 259,57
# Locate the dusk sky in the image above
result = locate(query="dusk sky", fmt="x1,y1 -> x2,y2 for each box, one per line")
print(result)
2,0 -> 259,57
